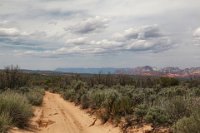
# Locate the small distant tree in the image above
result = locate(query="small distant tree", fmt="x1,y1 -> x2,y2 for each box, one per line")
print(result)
160,77 -> 180,87
0,65 -> 29,90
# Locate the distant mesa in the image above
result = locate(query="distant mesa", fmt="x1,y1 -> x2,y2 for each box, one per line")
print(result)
55,66 -> 200,78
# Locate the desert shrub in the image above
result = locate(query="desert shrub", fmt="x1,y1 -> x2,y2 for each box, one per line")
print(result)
71,80 -> 87,91
68,80 -> 88,104
134,104 -> 148,120
97,109 -> 110,123
174,87 -> 187,96
164,97 -> 190,122
88,89 -> 106,109
144,107 -> 169,125
0,113 -> 12,133
26,88 -> 45,106
103,89 -> 120,114
132,93 -> 144,106
112,95 -> 132,116
49,87 -> 63,93
158,87 -> 187,98
18,87 -> 30,93
193,88 -> 200,96
160,77 -> 180,88
172,109 -> 200,133
0,91 -> 32,128
80,94 -> 90,109
63,89 -> 76,101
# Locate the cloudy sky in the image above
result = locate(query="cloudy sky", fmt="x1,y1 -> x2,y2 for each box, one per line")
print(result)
0,0 -> 200,70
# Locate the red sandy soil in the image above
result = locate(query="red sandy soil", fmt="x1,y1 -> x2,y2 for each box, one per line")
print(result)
9,92 -> 120,133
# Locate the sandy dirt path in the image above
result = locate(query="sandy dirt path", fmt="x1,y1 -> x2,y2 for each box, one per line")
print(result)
10,92 -> 121,133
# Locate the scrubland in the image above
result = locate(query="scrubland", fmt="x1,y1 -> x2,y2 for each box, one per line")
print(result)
0,66 -> 199,133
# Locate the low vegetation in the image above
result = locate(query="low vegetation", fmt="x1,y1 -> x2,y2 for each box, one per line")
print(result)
0,65 -> 199,132
0,91 -> 32,132
0,113 -> 12,133
57,77 -> 200,132
172,109 -> 200,133
26,88 -> 45,106
0,66 -> 45,132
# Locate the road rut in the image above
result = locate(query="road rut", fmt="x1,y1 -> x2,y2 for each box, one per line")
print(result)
10,92 -> 120,133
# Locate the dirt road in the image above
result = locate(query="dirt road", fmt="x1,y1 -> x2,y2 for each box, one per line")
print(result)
10,92 -> 121,133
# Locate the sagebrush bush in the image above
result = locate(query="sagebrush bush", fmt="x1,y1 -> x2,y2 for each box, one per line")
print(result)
0,113 -> 12,133
103,89 -> 120,113
26,88 -> 45,106
131,93 -> 144,106
0,91 -> 32,128
80,94 -> 90,109
55,77 -> 199,132
144,107 -> 169,125
134,104 -> 148,120
88,89 -> 106,109
172,109 -> 200,133
111,95 -> 132,116
173,117 -> 199,133
49,87 -> 63,93
164,97 -> 190,122
193,87 -> 200,96
63,89 -> 76,101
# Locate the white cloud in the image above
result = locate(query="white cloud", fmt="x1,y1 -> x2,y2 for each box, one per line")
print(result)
65,37 -> 88,45
113,25 -> 162,40
193,27 -> 200,46
112,25 -> 172,52
17,25 -> 173,58
67,16 -> 109,34
0,27 -> 23,36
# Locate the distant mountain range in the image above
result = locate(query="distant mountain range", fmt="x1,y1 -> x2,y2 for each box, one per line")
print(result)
55,66 -> 200,78
55,68 -> 119,74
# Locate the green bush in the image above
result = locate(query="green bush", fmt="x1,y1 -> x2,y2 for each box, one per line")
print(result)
173,117 -> 200,133
103,89 -> 120,114
49,87 -> 64,93
144,107 -> 169,125
134,104 -> 148,120
160,77 -> 180,87
164,97 -> 190,122
63,89 -> 76,101
0,113 -> 12,133
112,95 -> 132,116
173,109 -> 200,133
132,93 -> 144,106
80,94 -> 90,109
193,88 -> 200,96
26,88 -> 44,106
89,89 -> 106,109
0,91 -> 32,128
